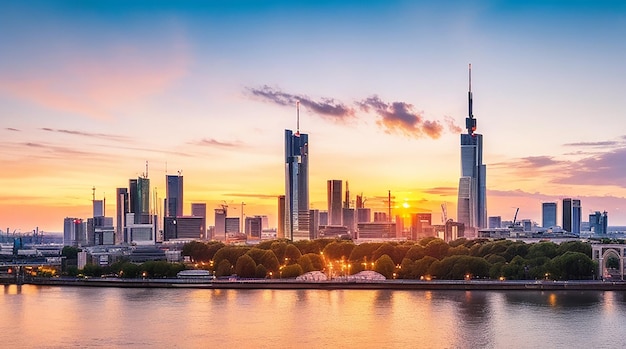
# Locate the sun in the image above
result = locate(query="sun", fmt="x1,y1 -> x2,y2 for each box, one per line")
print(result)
402,202 -> 410,209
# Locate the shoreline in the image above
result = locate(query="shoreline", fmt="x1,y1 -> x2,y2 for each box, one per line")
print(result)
13,277 -> 626,291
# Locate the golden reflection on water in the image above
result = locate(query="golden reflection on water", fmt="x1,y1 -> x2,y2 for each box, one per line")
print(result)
548,292 -> 557,307
1,286 -> 625,348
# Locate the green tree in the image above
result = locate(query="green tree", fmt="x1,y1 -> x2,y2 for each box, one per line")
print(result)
349,243 -> 382,263
61,246 -> 80,259
215,259 -> 233,277
284,244 -> 303,264
424,239 -> 449,260
120,262 -> 141,278
606,256 -> 620,269
404,245 -> 425,261
235,254 -> 257,278
374,254 -> 395,279
260,250 -> 280,272
281,264 -> 303,278
548,251 -> 595,280
82,264 -> 103,277
255,264 -> 267,279
527,242 -> 558,259
556,241 -> 591,257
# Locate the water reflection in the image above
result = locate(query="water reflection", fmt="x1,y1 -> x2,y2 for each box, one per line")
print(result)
503,291 -> 601,308
2,286 -> 626,349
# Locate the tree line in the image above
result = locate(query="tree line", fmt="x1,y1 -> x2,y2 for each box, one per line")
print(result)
181,238 -> 598,280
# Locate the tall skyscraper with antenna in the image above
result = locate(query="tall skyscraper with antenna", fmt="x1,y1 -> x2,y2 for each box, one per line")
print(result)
457,64 -> 487,236
285,101 -> 310,240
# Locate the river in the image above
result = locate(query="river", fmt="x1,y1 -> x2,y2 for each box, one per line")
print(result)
1,285 -> 625,348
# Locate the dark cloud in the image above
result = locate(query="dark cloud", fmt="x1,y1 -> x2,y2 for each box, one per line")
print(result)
248,86 -> 463,139
22,142 -> 99,157
247,85 -> 355,120
40,128 -> 129,142
5,127 -> 20,131
556,147 -> 626,186
190,138 -> 241,148
358,95 -> 444,139
563,141 -> 619,147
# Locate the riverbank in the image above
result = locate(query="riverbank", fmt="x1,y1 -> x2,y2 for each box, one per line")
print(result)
20,277 -> 626,291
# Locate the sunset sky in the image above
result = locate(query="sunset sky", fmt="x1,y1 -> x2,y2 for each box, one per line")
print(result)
2,1 -> 626,233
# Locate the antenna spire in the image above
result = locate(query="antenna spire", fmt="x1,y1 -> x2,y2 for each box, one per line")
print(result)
296,100 -> 300,135
466,63 -> 476,135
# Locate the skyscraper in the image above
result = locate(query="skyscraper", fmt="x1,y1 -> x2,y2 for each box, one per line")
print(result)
589,211 -> 608,235
542,202 -> 557,228
562,198 -> 572,232
191,203 -> 207,239
327,179 -> 343,225
277,195 -> 285,238
572,199 -> 581,235
284,103 -> 309,240
166,174 -> 184,217
562,198 -> 581,234
457,64 -> 487,235
130,177 -> 150,224
116,188 -> 129,244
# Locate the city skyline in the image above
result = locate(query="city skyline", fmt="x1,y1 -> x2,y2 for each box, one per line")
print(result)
2,1 -> 626,232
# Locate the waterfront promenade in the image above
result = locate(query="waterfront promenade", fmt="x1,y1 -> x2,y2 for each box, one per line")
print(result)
20,277 -> 626,291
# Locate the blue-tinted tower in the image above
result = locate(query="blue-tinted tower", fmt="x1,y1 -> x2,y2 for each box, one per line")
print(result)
285,102 -> 310,240
457,64 -> 487,234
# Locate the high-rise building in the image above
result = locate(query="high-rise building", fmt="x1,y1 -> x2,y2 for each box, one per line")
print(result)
319,211 -> 329,226
214,208 -> 226,239
166,174 -> 184,217
343,208 -> 356,234
277,195 -> 285,238
285,124 -> 309,240
562,198 -> 581,234
488,216 -> 502,229
542,202 -> 557,228
116,188 -> 129,244
164,216 -> 203,240
327,180 -> 343,225
589,211 -> 608,235
191,203 -> 207,239
562,198 -> 572,232
245,216 -> 263,239
63,217 -> 85,247
457,64 -> 487,236
572,199 -> 581,235
309,209 -> 320,239
411,213 -> 432,240
225,217 -> 240,233
357,208 -> 371,223
130,177 -> 151,224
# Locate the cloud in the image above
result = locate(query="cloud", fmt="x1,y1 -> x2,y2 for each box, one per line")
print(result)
563,141 -> 620,147
5,127 -> 20,132
358,95 -> 443,139
247,85 -> 355,121
248,87 -> 463,140
444,116 -> 462,134
224,193 -> 281,199
491,156 -> 565,170
555,147 -> 626,186
40,128 -> 129,142
189,138 -> 242,148
422,187 -> 458,196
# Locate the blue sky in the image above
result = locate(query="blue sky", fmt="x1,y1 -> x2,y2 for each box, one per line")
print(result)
1,1 -> 626,232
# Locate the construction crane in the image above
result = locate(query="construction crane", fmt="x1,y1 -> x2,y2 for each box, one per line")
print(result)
513,208 -> 519,225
